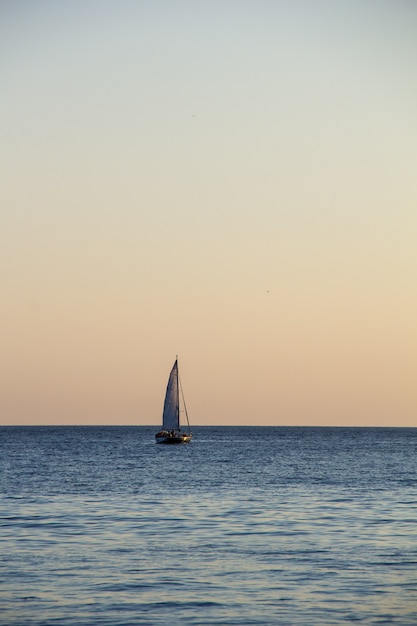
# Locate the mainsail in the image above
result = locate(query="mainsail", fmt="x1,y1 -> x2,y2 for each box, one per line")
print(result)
162,359 -> 179,431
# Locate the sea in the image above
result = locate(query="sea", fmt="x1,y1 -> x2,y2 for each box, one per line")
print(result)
1,426 -> 416,625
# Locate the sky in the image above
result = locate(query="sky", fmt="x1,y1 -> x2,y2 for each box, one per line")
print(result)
1,0 -> 416,426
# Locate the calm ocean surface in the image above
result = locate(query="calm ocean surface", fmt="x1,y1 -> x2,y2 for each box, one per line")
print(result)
1,426 -> 416,625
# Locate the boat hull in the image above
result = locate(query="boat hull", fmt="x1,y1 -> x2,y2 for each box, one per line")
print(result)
155,430 -> 192,444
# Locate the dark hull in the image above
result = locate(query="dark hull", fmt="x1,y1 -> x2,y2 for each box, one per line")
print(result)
157,437 -> 191,444
155,431 -> 192,444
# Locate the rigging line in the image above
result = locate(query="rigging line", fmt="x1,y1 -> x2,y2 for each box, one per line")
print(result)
178,370 -> 191,434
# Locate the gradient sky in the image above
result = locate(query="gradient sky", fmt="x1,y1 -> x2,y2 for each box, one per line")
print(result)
1,0 -> 416,426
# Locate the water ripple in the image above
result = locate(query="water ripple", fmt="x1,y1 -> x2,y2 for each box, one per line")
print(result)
1,426 -> 416,625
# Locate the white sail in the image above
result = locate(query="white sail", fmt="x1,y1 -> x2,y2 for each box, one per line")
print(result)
162,360 -> 179,431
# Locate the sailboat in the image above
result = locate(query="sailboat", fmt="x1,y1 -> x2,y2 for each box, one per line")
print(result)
155,358 -> 193,444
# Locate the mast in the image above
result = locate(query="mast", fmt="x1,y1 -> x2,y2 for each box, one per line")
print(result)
176,356 -> 180,430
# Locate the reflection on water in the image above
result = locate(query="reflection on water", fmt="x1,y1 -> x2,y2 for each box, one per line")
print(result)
1,426 -> 416,625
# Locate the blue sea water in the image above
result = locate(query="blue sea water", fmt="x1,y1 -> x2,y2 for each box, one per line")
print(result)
0,426 -> 416,625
